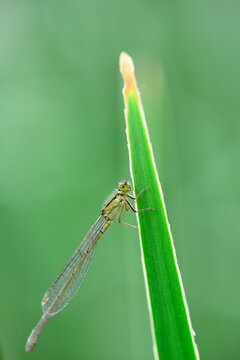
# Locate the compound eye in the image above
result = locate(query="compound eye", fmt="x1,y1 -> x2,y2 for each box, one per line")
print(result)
119,183 -> 125,190
118,180 -> 130,192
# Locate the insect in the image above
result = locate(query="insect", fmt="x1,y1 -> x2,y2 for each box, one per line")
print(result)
25,180 -> 155,351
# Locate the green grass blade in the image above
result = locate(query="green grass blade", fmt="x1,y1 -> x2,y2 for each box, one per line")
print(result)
119,52 -> 199,360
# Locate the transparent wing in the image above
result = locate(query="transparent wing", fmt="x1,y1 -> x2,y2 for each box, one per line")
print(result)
41,215 -> 106,316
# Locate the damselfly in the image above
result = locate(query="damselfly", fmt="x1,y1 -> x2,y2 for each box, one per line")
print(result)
25,180 -> 155,351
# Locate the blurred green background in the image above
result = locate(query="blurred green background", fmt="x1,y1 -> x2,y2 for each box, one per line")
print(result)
0,0 -> 239,359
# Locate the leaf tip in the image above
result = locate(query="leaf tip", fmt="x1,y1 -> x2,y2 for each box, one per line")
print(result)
119,52 -> 139,101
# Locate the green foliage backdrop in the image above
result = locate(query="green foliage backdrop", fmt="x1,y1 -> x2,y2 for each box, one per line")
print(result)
0,1 -> 239,359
